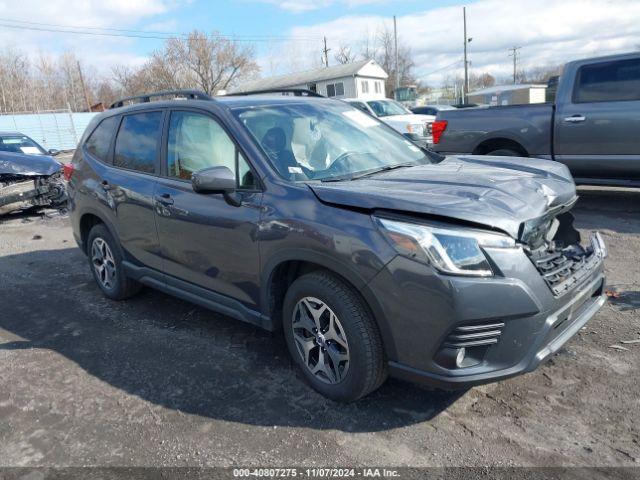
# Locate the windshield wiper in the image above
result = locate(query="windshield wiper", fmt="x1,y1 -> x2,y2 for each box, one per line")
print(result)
321,162 -> 417,182
347,162 -> 417,181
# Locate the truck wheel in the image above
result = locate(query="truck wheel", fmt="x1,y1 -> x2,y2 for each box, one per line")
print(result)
486,148 -> 523,157
283,271 -> 387,402
86,224 -> 142,300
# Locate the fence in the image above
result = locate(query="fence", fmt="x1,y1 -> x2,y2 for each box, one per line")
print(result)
0,109 -> 97,151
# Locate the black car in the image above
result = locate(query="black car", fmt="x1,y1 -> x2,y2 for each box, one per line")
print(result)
68,90 -> 606,402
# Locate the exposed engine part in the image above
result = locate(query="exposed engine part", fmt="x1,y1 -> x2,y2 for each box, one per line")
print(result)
525,213 -> 601,296
0,173 -> 67,216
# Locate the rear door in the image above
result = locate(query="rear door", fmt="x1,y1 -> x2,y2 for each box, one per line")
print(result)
154,108 -> 263,309
104,110 -> 164,270
554,57 -> 640,180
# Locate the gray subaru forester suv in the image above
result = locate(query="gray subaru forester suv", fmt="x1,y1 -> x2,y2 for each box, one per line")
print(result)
67,89 -> 607,402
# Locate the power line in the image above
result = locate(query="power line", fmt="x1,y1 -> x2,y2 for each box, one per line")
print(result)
421,59 -> 464,78
0,18 -> 321,42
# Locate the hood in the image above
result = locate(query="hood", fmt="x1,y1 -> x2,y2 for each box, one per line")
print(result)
383,114 -> 435,124
307,155 -> 577,239
0,151 -> 62,177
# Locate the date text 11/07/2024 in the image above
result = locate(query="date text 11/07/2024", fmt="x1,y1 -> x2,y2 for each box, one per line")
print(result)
232,468 -> 400,478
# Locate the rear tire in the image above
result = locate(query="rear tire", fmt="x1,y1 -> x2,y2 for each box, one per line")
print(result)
283,271 -> 387,402
86,224 -> 142,300
486,148 -> 523,157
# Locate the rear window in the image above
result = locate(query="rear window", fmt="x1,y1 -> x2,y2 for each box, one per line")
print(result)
113,112 -> 163,173
85,116 -> 118,162
574,58 -> 640,103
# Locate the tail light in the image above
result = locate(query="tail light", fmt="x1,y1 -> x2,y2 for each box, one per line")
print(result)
62,163 -> 75,181
431,120 -> 448,144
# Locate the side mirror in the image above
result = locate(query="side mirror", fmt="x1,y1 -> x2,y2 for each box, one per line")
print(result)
48,149 -> 60,156
192,166 -> 236,194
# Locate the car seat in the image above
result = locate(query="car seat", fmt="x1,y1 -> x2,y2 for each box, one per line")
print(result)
261,127 -> 298,177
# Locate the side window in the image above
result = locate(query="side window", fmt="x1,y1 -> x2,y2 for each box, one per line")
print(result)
113,112 -> 163,173
85,116 -> 119,162
238,152 -> 257,189
575,58 -> 640,103
167,111 -> 257,189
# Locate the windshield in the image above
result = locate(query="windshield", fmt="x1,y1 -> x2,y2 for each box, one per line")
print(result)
366,100 -> 411,117
0,135 -> 46,155
233,101 -> 436,182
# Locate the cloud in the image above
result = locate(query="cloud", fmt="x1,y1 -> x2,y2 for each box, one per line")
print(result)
0,0 -> 181,69
280,0 -> 640,84
252,0 -> 386,13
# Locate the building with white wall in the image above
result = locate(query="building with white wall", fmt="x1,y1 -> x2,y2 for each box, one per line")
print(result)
232,59 -> 388,100
467,84 -> 548,106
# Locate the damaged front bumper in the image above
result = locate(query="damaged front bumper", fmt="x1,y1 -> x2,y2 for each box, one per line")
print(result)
366,227 -> 607,390
0,173 -> 68,216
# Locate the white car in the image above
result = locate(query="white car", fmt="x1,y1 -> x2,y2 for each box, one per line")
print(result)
343,98 -> 435,146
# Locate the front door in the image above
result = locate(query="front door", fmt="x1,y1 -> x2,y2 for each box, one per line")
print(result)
554,57 -> 640,180
154,109 -> 263,308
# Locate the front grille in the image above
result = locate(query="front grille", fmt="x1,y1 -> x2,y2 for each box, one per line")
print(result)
530,242 -> 602,296
444,322 -> 505,348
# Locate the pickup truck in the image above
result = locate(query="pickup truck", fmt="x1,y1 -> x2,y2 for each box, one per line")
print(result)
432,52 -> 640,186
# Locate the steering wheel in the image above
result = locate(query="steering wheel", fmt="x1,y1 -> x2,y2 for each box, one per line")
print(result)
325,151 -> 367,175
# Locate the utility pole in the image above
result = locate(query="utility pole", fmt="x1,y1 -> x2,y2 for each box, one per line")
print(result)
508,46 -> 521,84
393,15 -> 400,91
322,37 -> 331,68
77,61 -> 91,112
463,6 -> 469,103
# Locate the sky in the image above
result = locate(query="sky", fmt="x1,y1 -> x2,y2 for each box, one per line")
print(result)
1,0 -> 640,86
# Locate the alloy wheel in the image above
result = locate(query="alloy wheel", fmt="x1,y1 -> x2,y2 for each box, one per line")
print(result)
291,296 -> 350,384
91,237 -> 116,290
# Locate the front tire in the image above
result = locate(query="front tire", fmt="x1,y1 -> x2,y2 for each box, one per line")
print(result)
283,271 -> 387,402
86,224 -> 142,300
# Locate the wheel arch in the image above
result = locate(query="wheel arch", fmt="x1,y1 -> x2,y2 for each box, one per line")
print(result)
261,250 -> 397,359
78,209 -> 118,255
472,136 -> 529,156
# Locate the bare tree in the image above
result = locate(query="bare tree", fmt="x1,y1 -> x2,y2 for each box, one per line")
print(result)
519,63 -> 563,84
135,31 -> 260,95
334,44 -> 356,64
469,72 -> 496,90
353,25 -> 417,97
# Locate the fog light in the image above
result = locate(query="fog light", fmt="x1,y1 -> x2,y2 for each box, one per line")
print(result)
434,347 -> 469,369
455,347 -> 466,368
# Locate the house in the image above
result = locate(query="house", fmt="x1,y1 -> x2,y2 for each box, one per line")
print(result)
232,59 -> 389,99
467,84 -> 547,106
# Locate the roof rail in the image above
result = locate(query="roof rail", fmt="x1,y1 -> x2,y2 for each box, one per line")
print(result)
109,89 -> 213,109
226,89 -> 324,98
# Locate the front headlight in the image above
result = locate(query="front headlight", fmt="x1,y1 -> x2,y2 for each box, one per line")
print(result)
406,123 -> 426,136
377,218 -> 516,277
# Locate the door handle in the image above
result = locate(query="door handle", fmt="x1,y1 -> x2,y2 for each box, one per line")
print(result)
154,193 -> 174,206
564,115 -> 586,123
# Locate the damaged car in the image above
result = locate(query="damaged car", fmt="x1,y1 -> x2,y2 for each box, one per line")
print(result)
0,151 -> 68,216
67,90 -> 606,402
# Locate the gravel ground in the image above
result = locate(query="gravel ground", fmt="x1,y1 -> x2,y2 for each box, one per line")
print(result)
0,186 -> 638,468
